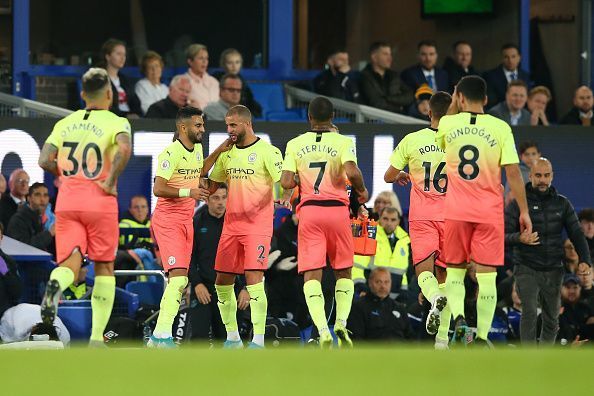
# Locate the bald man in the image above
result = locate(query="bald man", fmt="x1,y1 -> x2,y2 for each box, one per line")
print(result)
505,158 -> 591,345
0,169 -> 30,229
560,85 -> 594,126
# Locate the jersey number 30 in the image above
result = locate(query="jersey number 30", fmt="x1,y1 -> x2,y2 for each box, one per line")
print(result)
62,142 -> 103,178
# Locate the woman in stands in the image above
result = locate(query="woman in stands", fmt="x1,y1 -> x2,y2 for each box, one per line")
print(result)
135,51 -> 169,116
214,48 -> 262,118
99,38 -> 141,118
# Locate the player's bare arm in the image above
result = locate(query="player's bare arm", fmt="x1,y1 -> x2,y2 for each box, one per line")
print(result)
98,132 -> 132,196
384,166 -> 410,185
38,143 -> 59,176
201,138 -> 234,177
154,176 -> 209,201
280,170 -> 297,189
203,178 -> 222,194
344,161 -> 368,203
504,163 -> 533,234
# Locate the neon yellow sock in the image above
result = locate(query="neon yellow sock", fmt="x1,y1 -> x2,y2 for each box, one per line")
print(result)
476,272 -> 497,341
418,271 -> 440,302
153,276 -> 188,338
246,282 -> 267,338
50,266 -> 75,292
437,283 -> 451,341
445,268 -> 466,319
335,278 -> 354,328
303,280 -> 328,332
215,284 -> 238,333
90,275 -> 115,342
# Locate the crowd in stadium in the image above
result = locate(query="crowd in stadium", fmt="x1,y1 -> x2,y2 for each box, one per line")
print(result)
0,36 -> 593,348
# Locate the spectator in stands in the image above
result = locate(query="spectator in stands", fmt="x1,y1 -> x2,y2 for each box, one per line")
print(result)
185,43 -> 219,110
0,174 -> 6,197
145,75 -> 191,119
558,274 -> 594,345
560,86 -> 594,126
189,184 -> 248,340
483,43 -> 531,108
353,207 -> 411,295
0,169 -> 29,229
501,281 -> 523,342
348,267 -> 413,340
359,42 -> 413,114
578,208 -> 594,259
369,190 -> 402,220
564,239 -> 580,273
0,223 -> 22,319
7,182 -> 55,253
61,265 -> 88,300
203,74 -> 243,121
213,49 -> 262,118
504,140 -> 540,205
577,262 -> 593,307
313,49 -> 359,102
119,195 -> 152,250
407,84 -> 433,121
442,40 -> 478,92
506,158 -> 591,345
99,38 -> 141,118
488,80 -> 531,126
0,303 -> 70,345
527,86 -> 552,126
135,51 -> 169,116
401,40 -> 449,93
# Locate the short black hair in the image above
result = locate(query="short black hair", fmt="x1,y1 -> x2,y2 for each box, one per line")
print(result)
518,140 -> 540,155
452,40 -> 471,51
429,91 -> 452,119
418,39 -> 437,51
308,96 -> 334,122
369,41 -> 390,54
29,322 -> 60,341
176,106 -> 203,124
219,73 -> 242,89
578,208 -> 594,223
28,182 -> 47,196
216,183 -> 228,191
501,43 -> 520,53
456,75 -> 486,102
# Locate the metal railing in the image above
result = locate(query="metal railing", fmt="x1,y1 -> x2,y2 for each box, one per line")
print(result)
0,92 -> 73,118
284,85 -> 428,124
114,269 -> 168,290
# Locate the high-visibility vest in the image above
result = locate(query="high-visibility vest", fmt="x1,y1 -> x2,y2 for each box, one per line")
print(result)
119,218 -> 152,247
353,225 -> 410,286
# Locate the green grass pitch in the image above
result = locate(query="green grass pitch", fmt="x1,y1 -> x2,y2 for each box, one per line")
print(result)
1,345 -> 592,395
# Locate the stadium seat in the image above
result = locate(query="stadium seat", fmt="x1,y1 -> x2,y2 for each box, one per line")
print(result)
57,301 -> 92,340
250,83 -> 304,121
125,281 -> 164,306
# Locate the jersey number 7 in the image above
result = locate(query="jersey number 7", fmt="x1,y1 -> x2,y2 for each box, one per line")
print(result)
309,161 -> 327,194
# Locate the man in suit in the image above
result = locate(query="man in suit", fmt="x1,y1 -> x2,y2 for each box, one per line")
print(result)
488,80 -> 531,126
483,43 -> 531,108
401,40 -> 449,93
442,41 -> 479,92
0,169 -> 30,229
359,42 -> 414,114
560,86 -> 594,126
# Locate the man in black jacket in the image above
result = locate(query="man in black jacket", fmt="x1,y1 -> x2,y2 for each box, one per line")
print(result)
505,158 -> 591,345
6,182 -> 54,253
560,86 -> 593,126
145,75 -> 191,119
358,42 -> 413,114
313,50 -> 359,102
0,169 -> 30,229
347,267 -> 413,340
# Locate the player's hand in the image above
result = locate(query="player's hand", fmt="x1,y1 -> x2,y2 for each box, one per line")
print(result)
191,188 -> 210,202
274,199 -> 292,211
277,256 -> 298,271
194,283 -> 211,305
96,180 -> 117,196
216,138 -> 234,153
356,188 -> 369,204
238,289 -> 250,310
519,212 -> 532,234
519,230 -> 539,245
395,171 -> 411,186
357,205 -> 369,219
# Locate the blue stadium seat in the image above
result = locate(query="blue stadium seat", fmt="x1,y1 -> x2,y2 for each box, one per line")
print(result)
57,301 -> 92,340
250,83 -> 304,121
125,281 -> 164,306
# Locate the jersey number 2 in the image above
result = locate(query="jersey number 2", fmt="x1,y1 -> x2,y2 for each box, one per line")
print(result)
62,142 -> 103,178
309,161 -> 327,194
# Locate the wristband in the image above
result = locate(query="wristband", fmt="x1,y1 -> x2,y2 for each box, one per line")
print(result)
179,188 -> 191,198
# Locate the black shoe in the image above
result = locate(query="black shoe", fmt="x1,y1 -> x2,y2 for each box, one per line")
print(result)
40,279 -> 61,325
453,315 -> 473,346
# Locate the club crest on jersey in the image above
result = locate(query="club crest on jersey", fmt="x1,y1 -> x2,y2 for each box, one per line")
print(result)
168,256 -> 176,266
161,160 -> 170,170
248,153 -> 257,163
196,152 -> 202,161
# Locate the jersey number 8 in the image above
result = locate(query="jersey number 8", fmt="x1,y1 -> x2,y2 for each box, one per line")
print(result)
458,145 -> 480,181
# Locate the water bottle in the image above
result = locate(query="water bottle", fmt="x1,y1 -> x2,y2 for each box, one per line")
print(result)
143,324 -> 152,345
367,220 -> 377,239
345,179 -> 352,197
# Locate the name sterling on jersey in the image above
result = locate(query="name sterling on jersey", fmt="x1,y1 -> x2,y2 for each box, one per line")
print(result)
445,126 -> 497,147
296,144 -> 338,158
